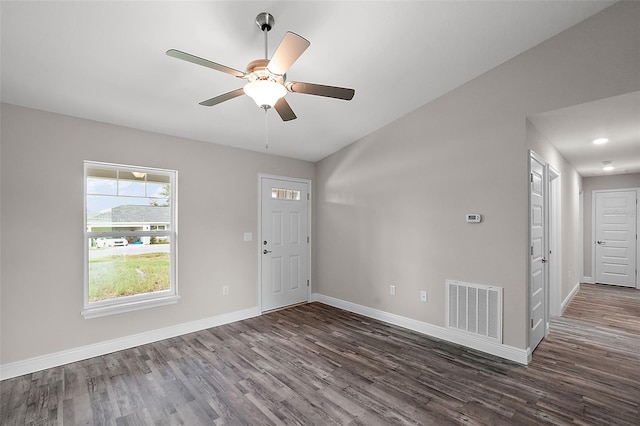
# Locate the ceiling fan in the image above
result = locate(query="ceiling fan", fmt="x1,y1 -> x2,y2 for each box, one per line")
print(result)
167,12 -> 355,122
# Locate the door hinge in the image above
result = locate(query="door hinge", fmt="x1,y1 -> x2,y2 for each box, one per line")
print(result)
530,173 -> 533,183
307,280 -> 309,287
307,193 -> 310,201
307,236 -> 310,244
531,319 -> 533,328
530,245 -> 533,256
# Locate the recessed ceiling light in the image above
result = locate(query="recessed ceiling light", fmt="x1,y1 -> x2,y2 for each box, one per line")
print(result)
603,166 -> 614,171
593,138 -> 609,145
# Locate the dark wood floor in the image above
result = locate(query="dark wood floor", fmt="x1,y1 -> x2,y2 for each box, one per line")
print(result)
2,283 -> 639,425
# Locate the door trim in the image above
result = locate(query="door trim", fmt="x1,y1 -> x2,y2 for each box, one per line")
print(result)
591,188 -> 640,289
258,174 -> 312,313
548,166 -> 561,320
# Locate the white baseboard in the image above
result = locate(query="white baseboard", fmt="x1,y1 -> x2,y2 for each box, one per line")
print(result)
0,307 -> 260,381
561,282 -> 581,313
582,276 -> 594,284
311,293 -> 529,365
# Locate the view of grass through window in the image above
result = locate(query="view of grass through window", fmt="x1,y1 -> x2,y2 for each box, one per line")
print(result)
89,252 -> 170,302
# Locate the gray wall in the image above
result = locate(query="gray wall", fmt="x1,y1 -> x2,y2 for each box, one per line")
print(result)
582,173 -> 640,279
0,104 -> 314,364
314,2 -> 639,350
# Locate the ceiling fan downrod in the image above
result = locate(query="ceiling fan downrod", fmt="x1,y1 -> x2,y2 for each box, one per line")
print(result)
255,12 -> 275,60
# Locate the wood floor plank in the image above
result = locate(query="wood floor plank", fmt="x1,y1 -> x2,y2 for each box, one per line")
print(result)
2,283 -> 639,425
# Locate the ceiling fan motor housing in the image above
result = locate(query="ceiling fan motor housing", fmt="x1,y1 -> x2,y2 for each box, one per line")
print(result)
245,59 -> 285,83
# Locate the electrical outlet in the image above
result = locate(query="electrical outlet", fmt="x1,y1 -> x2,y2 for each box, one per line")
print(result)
390,285 -> 396,296
420,291 -> 428,302
222,285 -> 229,296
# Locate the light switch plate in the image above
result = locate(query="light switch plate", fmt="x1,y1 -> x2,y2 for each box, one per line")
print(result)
244,232 -> 253,241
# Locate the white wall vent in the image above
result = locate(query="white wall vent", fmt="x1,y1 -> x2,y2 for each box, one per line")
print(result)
446,280 -> 503,343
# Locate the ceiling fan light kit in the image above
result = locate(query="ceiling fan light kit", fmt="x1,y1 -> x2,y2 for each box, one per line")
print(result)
167,12 -> 354,122
244,80 -> 287,108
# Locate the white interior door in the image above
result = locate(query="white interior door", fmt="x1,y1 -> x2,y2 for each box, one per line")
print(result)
260,177 -> 310,312
595,190 -> 637,288
529,153 -> 546,352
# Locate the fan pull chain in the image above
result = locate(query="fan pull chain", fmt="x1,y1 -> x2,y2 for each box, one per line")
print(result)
264,108 -> 269,150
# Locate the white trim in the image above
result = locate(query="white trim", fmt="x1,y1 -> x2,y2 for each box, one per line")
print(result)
258,174 -> 312,313
582,276 -> 594,284
561,282 -> 581,314
529,150 -> 546,167
548,166 -> 561,318
311,293 -> 529,365
0,307 -> 260,381
579,191 -> 585,287
81,294 -> 180,319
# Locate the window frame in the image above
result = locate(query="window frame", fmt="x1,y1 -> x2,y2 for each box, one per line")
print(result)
82,161 -> 179,319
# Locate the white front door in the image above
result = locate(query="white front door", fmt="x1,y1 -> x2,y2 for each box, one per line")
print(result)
260,177 -> 310,312
595,190 -> 637,288
529,153 -> 546,352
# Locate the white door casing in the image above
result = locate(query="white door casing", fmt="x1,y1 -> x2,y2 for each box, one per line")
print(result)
529,152 -> 546,353
548,167 -> 561,319
260,176 -> 310,312
594,190 -> 637,288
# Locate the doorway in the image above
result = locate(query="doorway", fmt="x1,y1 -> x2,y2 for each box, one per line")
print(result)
593,189 -> 638,288
259,175 -> 311,312
529,151 -> 561,353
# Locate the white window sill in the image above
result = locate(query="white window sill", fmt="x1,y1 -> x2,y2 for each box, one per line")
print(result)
82,295 -> 180,319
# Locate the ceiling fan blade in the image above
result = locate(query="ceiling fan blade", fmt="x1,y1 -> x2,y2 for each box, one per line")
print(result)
166,49 -> 245,78
199,88 -> 245,106
286,82 -> 355,101
274,98 -> 297,121
267,32 -> 310,75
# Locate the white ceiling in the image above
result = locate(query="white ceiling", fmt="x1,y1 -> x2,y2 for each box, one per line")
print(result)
530,91 -> 640,177
1,1 -> 618,162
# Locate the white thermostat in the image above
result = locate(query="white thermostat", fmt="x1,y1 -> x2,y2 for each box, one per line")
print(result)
466,214 -> 482,223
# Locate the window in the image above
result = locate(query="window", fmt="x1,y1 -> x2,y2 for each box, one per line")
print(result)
271,188 -> 301,200
83,161 -> 178,318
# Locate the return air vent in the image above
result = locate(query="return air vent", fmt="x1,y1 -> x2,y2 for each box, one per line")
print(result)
446,280 -> 503,343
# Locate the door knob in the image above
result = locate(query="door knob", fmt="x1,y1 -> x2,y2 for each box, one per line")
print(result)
263,249 -> 272,254
542,257 -> 548,264
596,240 -> 605,245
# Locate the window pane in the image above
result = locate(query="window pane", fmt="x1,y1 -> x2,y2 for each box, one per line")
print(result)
118,179 -> 146,197
87,202 -> 171,231
119,170 -> 142,181
87,167 -> 117,179
147,182 -> 170,202
88,235 -> 171,302
87,177 -> 117,195
146,173 -> 170,184
271,187 -> 301,201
